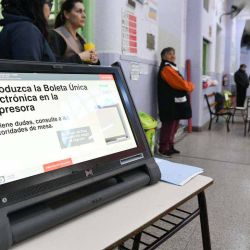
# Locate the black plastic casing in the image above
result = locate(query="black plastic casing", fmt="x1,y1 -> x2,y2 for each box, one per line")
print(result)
0,60 -> 161,250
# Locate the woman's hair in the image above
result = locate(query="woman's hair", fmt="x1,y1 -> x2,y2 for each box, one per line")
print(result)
1,0 -> 49,38
161,47 -> 175,60
55,0 -> 83,28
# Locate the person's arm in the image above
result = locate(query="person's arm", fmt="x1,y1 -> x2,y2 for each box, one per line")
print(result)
160,66 -> 194,92
11,24 -> 44,61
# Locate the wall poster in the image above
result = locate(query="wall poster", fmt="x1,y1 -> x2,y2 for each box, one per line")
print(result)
122,9 -> 138,55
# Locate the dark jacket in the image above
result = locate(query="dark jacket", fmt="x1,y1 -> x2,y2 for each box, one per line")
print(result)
157,60 -> 192,122
234,69 -> 249,89
0,14 -> 56,62
48,30 -> 100,65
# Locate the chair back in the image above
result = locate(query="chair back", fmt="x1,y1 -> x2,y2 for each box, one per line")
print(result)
246,97 -> 250,121
204,93 -> 216,115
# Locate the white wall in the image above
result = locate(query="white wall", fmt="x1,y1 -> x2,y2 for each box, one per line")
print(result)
94,0 -> 159,116
95,0 -> 158,60
93,0 -> 238,129
215,0 -> 227,75
186,0 -> 203,128
235,20 -> 246,69
200,0 -> 228,126
94,0 -> 124,54
158,0 -> 187,70
202,0 -> 226,75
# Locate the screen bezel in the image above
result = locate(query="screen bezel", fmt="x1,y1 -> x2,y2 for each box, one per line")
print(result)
0,60 -> 151,196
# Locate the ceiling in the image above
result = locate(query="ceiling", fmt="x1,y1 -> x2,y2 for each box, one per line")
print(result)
232,0 -> 250,48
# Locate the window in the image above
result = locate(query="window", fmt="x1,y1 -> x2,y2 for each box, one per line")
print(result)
204,0 -> 209,12
203,39 -> 210,75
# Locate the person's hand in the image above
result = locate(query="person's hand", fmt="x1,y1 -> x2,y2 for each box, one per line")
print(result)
188,81 -> 195,92
89,50 -> 99,64
78,51 -> 92,62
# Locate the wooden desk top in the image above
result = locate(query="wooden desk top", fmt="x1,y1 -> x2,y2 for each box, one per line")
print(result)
12,175 -> 213,250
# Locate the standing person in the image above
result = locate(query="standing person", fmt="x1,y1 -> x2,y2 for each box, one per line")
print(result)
234,64 -> 249,107
158,47 -> 194,157
0,0 -> 56,62
48,0 -> 99,64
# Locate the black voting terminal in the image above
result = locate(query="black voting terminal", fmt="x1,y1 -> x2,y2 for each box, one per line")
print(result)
0,60 -> 160,250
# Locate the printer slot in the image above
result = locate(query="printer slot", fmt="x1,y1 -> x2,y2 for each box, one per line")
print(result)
8,169 -> 150,244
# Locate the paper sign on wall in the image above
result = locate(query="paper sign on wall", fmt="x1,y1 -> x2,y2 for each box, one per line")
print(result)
130,63 -> 140,81
147,33 -> 155,50
122,9 -> 138,55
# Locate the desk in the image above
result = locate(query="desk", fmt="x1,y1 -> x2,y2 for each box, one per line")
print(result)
12,175 -> 213,250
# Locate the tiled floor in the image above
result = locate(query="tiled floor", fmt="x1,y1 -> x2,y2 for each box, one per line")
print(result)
156,120 -> 250,250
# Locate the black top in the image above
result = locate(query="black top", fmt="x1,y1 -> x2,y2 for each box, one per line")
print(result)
157,60 -> 192,122
48,30 -> 100,65
0,13 -> 56,62
234,69 -> 249,89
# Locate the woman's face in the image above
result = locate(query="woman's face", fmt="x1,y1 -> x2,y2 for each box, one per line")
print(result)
64,2 -> 86,29
164,50 -> 176,63
43,0 -> 52,20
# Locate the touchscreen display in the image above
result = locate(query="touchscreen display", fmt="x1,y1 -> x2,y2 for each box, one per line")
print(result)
0,73 -> 137,185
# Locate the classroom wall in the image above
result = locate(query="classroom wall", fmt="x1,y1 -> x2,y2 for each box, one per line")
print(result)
223,1 -> 246,87
200,0 -> 228,126
94,0 -> 159,117
94,0 -> 188,118
156,0 -> 188,127
186,0 -> 203,128
158,0 -> 187,71
158,0 -> 229,129
202,0 -> 226,76
93,0 -> 237,130
235,20 -> 245,69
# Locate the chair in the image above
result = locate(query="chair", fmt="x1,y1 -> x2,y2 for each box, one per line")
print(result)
204,93 -> 232,132
244,97 -> 250,136
226,93 -> 247,123
230,106 -> 247,123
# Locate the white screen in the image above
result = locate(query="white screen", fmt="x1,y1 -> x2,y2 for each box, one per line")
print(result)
0,73 -> 137,185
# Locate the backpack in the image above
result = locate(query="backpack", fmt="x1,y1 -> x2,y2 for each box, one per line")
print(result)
215,92 -> 225,113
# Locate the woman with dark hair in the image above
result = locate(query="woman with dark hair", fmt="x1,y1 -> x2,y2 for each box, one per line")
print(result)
48,0 -> 99,64
0,0 -> 55,61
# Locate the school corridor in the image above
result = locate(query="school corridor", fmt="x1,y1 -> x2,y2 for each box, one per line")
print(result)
155,120 -> 250,250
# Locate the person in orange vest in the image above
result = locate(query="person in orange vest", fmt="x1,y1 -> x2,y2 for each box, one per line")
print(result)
157,47 -> 195,157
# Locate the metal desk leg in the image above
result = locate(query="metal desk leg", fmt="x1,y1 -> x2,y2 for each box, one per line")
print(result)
198,192 -> 211,250
132,232 -> 142,250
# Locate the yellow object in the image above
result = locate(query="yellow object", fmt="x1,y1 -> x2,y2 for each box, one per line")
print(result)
138,112 -> 157,155
145,129 -> 156,155
138,112 -> 157,130
84,42 -> 95,51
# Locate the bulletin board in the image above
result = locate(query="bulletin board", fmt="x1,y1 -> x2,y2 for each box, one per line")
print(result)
122,0 -> 158,60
